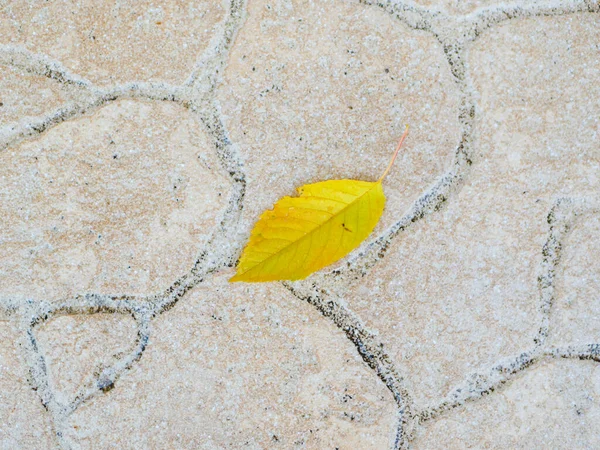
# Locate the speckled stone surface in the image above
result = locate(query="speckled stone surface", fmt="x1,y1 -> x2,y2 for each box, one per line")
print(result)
1,0 -> 599,449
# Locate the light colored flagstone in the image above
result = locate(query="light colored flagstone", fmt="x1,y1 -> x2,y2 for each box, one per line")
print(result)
0,0 -> 599,449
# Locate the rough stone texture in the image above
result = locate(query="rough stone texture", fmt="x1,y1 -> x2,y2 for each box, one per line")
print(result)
0,1 -> 226,85
346,162 -> 544,406
0,320 -> 55,449
0,65 -> 79,125
551,213 -> 600,346
469,14 -> 600,202
217,0 -> 460,241
36,314 -> 138,406
1,0 -> 599,449
343,12 -> 600,408
413,360 -> 600,449
0,100 -> 230,301
63,275 -> 397,449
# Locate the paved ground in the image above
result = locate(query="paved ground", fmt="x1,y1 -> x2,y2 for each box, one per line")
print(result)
1,0 -> 599,448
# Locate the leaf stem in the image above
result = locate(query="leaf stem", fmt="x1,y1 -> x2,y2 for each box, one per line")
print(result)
378,125 -> 409,183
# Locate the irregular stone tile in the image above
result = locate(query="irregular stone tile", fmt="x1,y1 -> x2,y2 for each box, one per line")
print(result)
470,13 -> 600,342
0,1 -> 225,85
0,99 -> 230,301
345,13 -> 600,407
0,319 -> 56,448
0,64 -> 80,125
413,360 -> 600,449
550,213 -> 600,346
64,273 -> 397,449
36,313 -> 138,405
218,0 -> 460,249
346,178 -> 544,407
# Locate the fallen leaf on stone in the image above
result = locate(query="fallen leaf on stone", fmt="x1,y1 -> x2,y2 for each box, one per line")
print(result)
230,127 -> 409,282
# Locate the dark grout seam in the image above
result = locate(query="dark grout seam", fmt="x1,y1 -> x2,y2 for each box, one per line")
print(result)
0,46 -> 94,89
0,1 -> 248,449
1,0 -> 599,449
415,196 -> 600,428
283,281 -> 415,449
292,2 -> 600,448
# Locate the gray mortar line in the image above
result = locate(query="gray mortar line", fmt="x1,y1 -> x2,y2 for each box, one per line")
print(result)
546,344 -> 600,361
415,196 -> 600,426
0,82 -> 189,153
282,281 -> 415,449
417,340 -> 600,426
418,349 -> 541,423
185,0 -> 248,92
0,45 -> 94,89
534,200 -> 573,347
468,0 -> 600,43
0,1 -> 250,448
1,0 -> 599,449
536,198 -> 600,346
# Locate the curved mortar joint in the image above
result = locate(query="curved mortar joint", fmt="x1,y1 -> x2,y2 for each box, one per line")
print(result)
0,44 -> 93,89
186,0 -> 249,95
68,314 -> 152,412
103,82 -> 186,104
282,280 -> 415,449
358,0 -> 438,31
417,348 -> 541,425
21,318 -> 76,450
534,197 -> 600,347
342,168 -> 463,282
546,344 -> 600,362
470,0 -> 600,45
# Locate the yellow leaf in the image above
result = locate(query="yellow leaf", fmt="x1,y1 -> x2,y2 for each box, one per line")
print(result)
230,127 -> 409,282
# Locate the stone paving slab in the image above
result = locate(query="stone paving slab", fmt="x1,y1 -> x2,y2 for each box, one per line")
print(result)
0,0 -> 599,449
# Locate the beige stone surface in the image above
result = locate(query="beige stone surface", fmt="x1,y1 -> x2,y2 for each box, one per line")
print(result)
413,360 -> 600,449
0,100 -> 230,301
1,0 -> 599,449
551,213 -> 600,346
347,171 -> 544,406
0,320 -> 55,449
0,1 -> 225,85
217,0 -> 460,242
63,274 -> 397,449
469,14 -> 600,194
0,65 -> 77,125
36,314 -> 138,405
345,12 -> 600,407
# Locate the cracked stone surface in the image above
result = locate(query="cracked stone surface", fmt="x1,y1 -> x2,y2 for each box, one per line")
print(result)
36,314 -> 138,406
63,275 -> 397,449
413,360 -> 600,449
0,1 -> 226,85
0,99 -> 230,301
218,0 -> 460,240
0,0 -> 599,449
